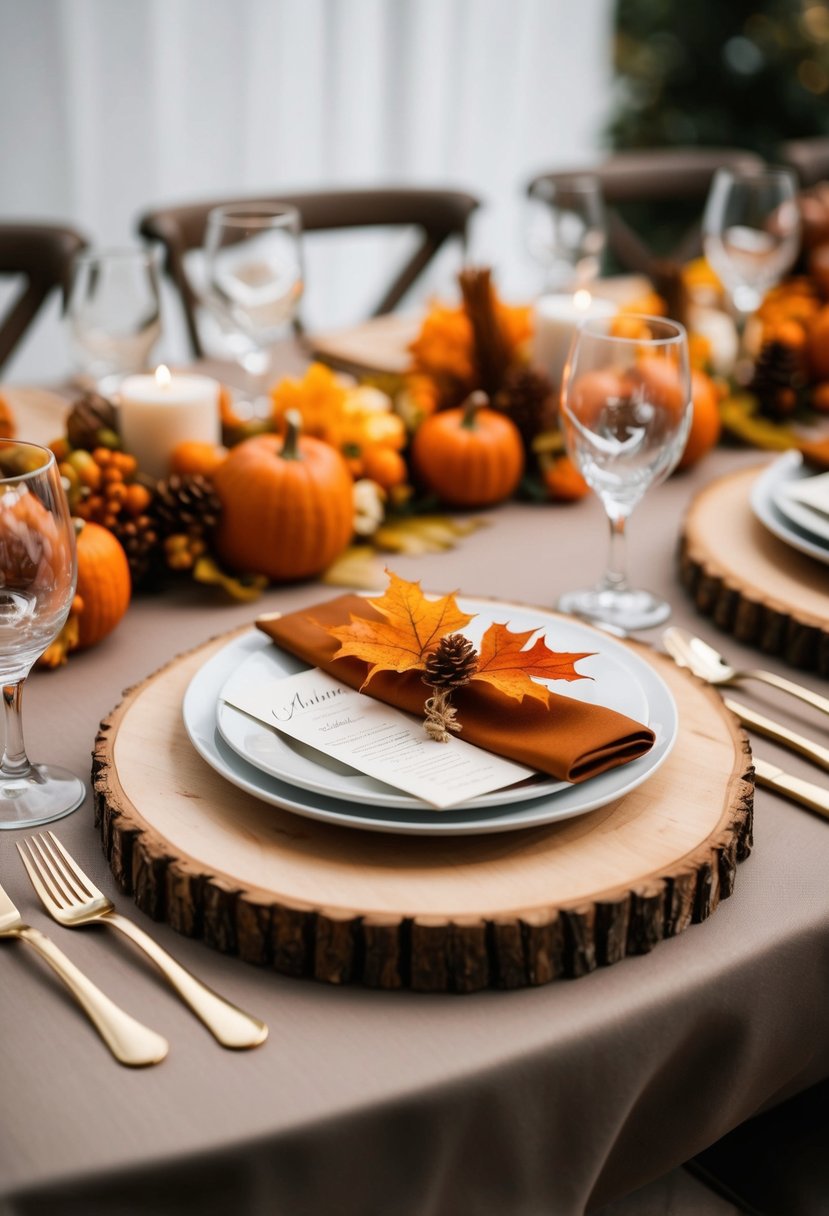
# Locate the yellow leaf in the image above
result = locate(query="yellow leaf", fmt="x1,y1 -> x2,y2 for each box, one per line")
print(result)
374,514 -> 486,555
328,570 -> 475,686
193,557 -> 268,602
322,545 -> 387,591
471,620 -> 594,703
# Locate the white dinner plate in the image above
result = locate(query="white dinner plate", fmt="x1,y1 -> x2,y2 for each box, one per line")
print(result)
182,611 -> 678,836
751,451 -> 829,566
216,602 -> 650,812
773,475 -> 829,545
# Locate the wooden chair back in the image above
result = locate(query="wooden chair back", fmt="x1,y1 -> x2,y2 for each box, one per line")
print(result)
528,148 -> 765,277
138,187 -> 480,357
0,223 -> 88,372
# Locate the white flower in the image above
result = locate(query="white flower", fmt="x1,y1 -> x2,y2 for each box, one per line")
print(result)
353,478 -> 387,536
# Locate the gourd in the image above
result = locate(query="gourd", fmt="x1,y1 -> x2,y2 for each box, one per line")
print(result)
213,411 -> 354,581
75,521 -> 132,650
410,392 -> 524,508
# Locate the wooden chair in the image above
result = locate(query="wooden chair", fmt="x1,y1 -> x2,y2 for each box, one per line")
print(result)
782,136 -> 829,187
685,1079 -> 829,1215
528,148 -> 764,277
0,223 -> 88,373
138,187 -> 481,357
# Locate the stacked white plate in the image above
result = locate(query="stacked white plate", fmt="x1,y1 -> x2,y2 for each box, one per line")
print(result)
182,599 -> 678,836
751,451 -> 829,566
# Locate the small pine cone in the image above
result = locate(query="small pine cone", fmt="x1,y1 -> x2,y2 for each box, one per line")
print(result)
154,474 -> 222,539
423,633 -> 478,691
750,340 -> 802,421
66,392 -> 119,452
494,365 -> 556,453
113,514 -> 160,586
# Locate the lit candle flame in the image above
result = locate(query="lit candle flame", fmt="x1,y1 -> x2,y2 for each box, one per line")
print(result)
574,290 -> 592,311
155,364 -> 172,388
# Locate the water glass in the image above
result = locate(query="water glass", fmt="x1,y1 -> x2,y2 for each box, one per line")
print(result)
558,316 -> 692,631
203,203 -> 303,396
526,176 -> 606,291
0,441 -> 85,828
702,167 -> 801,320
67,247 -> 162,386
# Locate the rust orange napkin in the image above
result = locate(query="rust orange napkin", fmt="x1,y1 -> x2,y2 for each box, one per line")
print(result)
256,594 -> 655,785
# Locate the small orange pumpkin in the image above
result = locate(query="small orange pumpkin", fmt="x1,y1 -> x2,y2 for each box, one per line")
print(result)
74,521 -> 132,650
213,411 -> 354,581
410,392 -> 524,508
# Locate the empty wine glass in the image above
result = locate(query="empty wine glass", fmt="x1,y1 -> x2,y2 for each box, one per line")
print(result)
203,204 -> 303,414
0,441 -> 85,828
67,247 -> 162,389
526,176 -> 606,291
702,166 -> 801,331
558,315 -> 692,631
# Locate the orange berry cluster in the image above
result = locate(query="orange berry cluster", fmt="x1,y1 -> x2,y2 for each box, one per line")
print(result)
57,447 -> 153,529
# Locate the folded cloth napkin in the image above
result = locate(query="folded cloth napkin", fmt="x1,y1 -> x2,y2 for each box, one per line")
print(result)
256,594 -> 655,784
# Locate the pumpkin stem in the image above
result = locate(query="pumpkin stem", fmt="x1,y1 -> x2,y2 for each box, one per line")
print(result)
281,409 -> 303,461
461,391 -> 488,430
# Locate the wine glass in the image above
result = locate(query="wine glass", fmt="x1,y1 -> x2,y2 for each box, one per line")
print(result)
0,441 -> 85,828
203,203 -> 303,415
702,166 -> 801,344
558,315 -> 692,631
526,175 -> 606,291
67,247 -> 162,389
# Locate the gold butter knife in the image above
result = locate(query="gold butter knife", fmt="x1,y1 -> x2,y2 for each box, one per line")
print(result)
754,758 -> 829,821
726,698 -> 829,772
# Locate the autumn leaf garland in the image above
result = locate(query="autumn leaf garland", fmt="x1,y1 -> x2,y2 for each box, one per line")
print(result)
325,571 -> 595,740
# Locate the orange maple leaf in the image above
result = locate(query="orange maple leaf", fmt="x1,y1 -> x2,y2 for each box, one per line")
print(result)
470,621 -> 594,704
328,571 -> 475,687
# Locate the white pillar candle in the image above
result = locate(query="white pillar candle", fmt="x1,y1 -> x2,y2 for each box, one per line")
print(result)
532,291 -> 619,390
118,366 -> 221,479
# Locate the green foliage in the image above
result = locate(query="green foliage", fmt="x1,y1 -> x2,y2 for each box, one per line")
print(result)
610,0 -> 829,157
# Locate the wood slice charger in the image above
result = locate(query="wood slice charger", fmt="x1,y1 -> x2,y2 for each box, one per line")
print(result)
680,464 -> 829,676
94,626 -> 753,993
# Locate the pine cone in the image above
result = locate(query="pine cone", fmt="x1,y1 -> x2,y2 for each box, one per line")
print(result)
423,634 -> 478,691
154,474 -> 222,539
66,392 -> 118,452
112,514 -> 160,587
750,340 -> 802,421
494,364 -> 556,454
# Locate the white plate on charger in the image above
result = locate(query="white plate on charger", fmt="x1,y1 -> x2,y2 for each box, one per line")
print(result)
182,605 -> 678,836
216,600 -> 650,812
751,451 -> 829,566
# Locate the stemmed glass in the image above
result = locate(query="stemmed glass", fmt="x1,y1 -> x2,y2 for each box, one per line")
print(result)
203,203 -> 303,415
702,166 -> 801,370
526,175 -> 606,291
67,247 -> 162,389
558,316 -> 692,631
0,441 -> 85,828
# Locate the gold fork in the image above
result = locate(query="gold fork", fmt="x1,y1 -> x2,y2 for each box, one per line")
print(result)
0,877 -> 168,1066
18,833 -> 267,1050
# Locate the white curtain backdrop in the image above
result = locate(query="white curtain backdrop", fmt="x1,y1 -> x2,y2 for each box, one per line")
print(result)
0,0 -> 614,381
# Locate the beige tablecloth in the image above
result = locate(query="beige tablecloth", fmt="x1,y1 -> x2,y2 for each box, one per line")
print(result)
1,390 -> 828,1215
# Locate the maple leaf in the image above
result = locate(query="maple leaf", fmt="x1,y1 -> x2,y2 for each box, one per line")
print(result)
328,570 -> 475,687
470,621 -> 594,704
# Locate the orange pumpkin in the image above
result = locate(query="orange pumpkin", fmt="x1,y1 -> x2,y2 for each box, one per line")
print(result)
0,392 -> 15,439
213,411 -> 354,581
676,370 -> 722,471
544,454 -> 589,501
169,439 -> 228,478
410,392 -> 524,508
74,521 -> 132,650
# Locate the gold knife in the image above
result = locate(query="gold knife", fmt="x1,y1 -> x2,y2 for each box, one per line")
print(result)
754,758 -> 829,820
725,698 -> 829,772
